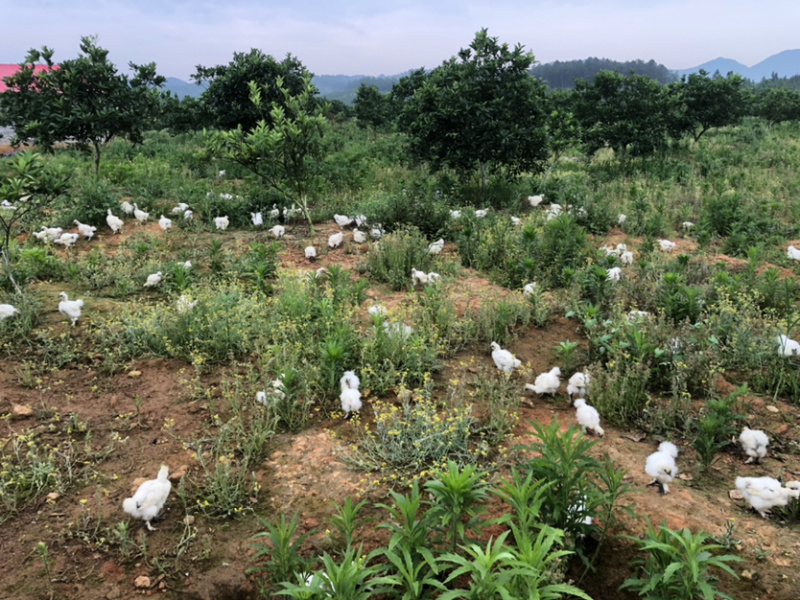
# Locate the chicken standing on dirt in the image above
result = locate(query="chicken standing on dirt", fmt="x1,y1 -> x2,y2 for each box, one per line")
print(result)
490,342 -> 522,374
645,441 -> 679,495
525,367 -> 561,395
574,398 -> 604,437
340,370 -> 362,419
736,476 -> 800,518
739,427 -> 769,464
123,465 -> 172,531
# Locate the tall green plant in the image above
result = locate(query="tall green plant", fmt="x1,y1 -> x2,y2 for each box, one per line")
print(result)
621,519 -> 742,600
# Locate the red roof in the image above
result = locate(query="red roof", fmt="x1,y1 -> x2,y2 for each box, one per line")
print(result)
0,64 -> 53,93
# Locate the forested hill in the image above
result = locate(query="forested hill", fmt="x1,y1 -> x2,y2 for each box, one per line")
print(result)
530,58 -> 676,89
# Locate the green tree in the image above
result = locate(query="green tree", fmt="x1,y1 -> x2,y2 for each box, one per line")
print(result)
755,87 -> 800,126
353,83 -> 391,132
0,36 -> 165,176
203,75 -> 327,234
0,152 -> 70,293
397,29 -> 549,189
193,49 -> 312,132
671,70 -> 747,141
573,70 -> 672,159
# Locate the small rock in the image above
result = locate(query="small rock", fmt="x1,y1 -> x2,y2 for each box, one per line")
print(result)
47,492 -> 61,502
773,424 -> 790,435
158,581 -> 166,590
622,432 -> 647,443
128,370 -> 142,378
168,464 -> 189,481
741,569 -> 757,581
11,403 -> 36,419
678,473 -> 693,481
729,489 -> 744,500
766,405 -> 780,413
134,575 -> 151,588
183,515 -> 195,526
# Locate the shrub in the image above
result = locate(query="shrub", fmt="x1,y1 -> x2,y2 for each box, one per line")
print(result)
364,226 -> 434,291
621,519 -> 741,600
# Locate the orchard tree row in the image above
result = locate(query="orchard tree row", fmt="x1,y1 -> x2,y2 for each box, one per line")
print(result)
3,31 -> 800,193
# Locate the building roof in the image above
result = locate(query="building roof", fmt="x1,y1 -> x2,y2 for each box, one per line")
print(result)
0,64 -> 53,93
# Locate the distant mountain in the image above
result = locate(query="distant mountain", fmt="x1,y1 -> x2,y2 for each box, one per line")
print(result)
162,77 -> 207,99
674,50 -> 800,81
161,73 -> 404,104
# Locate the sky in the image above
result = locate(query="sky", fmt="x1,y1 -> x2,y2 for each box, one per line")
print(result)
2,0 -> 799,79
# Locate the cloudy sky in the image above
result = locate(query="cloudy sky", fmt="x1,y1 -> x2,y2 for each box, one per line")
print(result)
2,0 -> 798,79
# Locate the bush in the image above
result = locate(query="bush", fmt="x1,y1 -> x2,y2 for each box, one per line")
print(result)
621,519 -> 741,600
364,226 -> 434,291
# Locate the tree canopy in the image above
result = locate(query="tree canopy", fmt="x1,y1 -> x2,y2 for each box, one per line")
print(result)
193,49 -> 314,132
672,70 -> 747,141
0,36 -> 164,175
396,29 -> 549,187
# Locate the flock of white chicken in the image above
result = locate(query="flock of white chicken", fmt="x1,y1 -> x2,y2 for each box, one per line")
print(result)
11,190 -> 800,536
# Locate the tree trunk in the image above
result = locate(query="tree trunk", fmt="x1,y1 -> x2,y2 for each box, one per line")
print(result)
93,142 -> 101,178
299,194 -> 315,237
479,161 -> 488,193
1,248 -> 22,294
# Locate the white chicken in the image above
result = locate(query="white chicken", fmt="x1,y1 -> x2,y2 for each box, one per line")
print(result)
33,226 -> 63,244
122,465 -> 172,531
620,251 -> 634,265
528,195 -> 544,207
450,210 -> 462,219
133,203 -> 149,225
0,304 -> 20,320
682,221 -> 695,231
370,226 -> 383,240
474,208 -> 489,219
305,246 -> 317,261
74,220 -> 96,240
383,321 -> 413,340
546,204 -> 563,220
183,210 -> 193,222
645,441 -> 679,495
567,372 -> 590,400
334,214 -> 353,228
411,268 -> 429,286
617,213 -> 627,225
522,282 -> 537,298
777,334 -> 800,357
353,229 -> 368,244
355,214 -> 368,227
340,370 -> 362,418
158,215 -> 172,232
178,260 -> 192,270
106,209 -> 124,234
606,267 -> 622,282
428,239 -> 445,255
58,292 -> 84,326
736,476 -> 800,518
144,271 -> 163,288
368,303 -> 386,318
658,239 -> 676,252
739,427 -> 769,464
269,225 -> 286,239
490,342 -> 522,374
574,398 -> 604,437
511,216 -> 521,226
268,204 -> 280,220
121,200 -> 135,215
214,216 -> 229,231
176,295 -> 197,314
171,202 -> 189,215
256,377 -> 286,406
54,232 -> 79,249
328,232 -> 343,248
525,367 -> 562,395
251,212 -> 263,227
